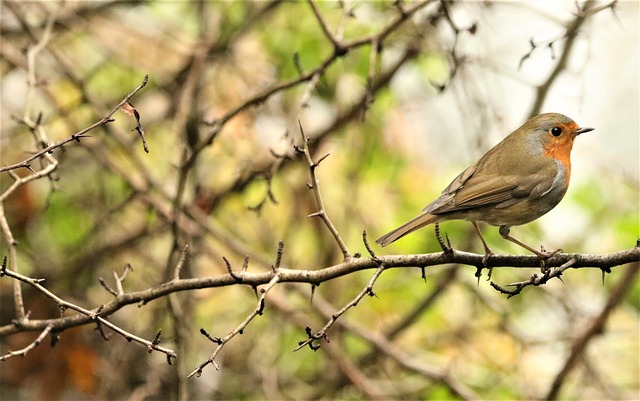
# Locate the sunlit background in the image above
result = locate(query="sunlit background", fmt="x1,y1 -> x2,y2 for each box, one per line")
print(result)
1,1 -> 638,400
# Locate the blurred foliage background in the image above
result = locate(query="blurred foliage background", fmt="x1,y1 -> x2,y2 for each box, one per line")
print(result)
0,1 -> 638,400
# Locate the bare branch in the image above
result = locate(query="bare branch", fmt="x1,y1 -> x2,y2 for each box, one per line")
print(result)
188,274 -> 281,378
307,0 -> 342,50
526,0 -> 612,117
544,262 -> 639,400
295,262 -> 386,352
173,244 -> 190,281
304,290 -> 479,401
2,244 -> 638,336
0,264 -> 177,361
0,324 -> 53,362
296,122 -> 351,261
490,258 -> 577,298
0,74 -> 149,173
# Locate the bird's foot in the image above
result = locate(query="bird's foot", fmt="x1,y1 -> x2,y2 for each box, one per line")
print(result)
534,246 -> 562,272
536,245 -> 562,259
482,250 -> 495,281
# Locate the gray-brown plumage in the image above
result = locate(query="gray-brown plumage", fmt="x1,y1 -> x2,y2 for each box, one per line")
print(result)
376,113 -> 594,254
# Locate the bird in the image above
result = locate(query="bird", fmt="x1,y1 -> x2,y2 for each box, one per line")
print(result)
376,112 -> 594,261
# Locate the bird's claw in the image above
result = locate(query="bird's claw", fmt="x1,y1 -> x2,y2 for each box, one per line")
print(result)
537,246 -> 562,259
482,251 -> 493,267
535,247 -> 562,273
482,251 -> 495,281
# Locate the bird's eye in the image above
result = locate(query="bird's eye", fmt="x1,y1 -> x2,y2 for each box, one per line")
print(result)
551,127 -> 562,136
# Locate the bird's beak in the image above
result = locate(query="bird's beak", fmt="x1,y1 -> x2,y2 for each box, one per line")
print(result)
576,127 -> 594,135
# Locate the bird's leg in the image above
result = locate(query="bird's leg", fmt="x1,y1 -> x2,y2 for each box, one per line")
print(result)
498,226 -> 562,260
472,221 -> 494,280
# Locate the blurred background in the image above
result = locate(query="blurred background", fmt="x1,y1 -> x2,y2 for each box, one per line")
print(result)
1,1 -> 638,400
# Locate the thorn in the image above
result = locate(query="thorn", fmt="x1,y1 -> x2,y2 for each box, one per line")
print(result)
315,153 -> 331,165
600,267 -> 611,285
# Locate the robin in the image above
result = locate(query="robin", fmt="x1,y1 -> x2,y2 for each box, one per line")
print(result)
376,113 -> 594,261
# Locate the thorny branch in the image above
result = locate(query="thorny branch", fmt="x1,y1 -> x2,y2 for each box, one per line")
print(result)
295,122 -> 351,261
0,2 -> 634,399
294,261 -> 387,352
0,258 -> 177,362
188,246 -> 285,378
525,0 -> 616,117
544,262 -> 639,400
1,245 -> 637,337
1,243 -> 636,364
0,324 -> 52,362
490,257 -> 578,298
301,288 -> 479,401
0,75 -> 149,173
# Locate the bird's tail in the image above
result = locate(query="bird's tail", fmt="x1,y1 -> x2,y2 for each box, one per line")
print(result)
375,213 -> 440,247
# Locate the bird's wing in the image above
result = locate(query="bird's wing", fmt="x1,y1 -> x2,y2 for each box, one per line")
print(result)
421,164 -> 476,212
423,164 -> 557,215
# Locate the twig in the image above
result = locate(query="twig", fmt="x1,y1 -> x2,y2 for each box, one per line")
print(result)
490,258 -> 577,298
0,324 -> 53,361
115,263 -> 133,295
362,230 -> 377,260
544,262 -> 639,400
0,161 -> 58,204
100,263 -> 133,297
307,0 -> 342,51
173,244 -> 190,281
295,122 -> 351,261
295,262 -> 386,352
362,37 -> 381,121
188,273 -> 281,378
526,0 -> 605,117
120,101 -> 148,153
23,1 -> 61,123
0,265 -> 177,361
0,75 -> 149,173
302,289 -> 479,401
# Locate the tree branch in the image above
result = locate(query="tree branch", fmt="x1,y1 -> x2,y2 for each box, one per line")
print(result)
295,122 -> 351,261
0,74 -> 149,173
544,261 -> 639,400
0,257 -> 177,362
526,0 -> 616,117
188,255 -> 283,378
1,244 -> 636,337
